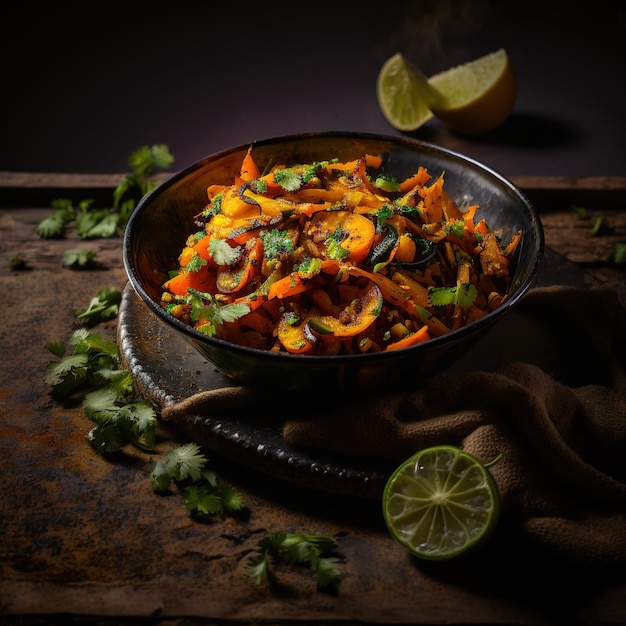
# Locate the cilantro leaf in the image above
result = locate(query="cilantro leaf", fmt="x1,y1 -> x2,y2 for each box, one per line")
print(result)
272,168 -> 303,192
151,443 -> 244,517
247,532 -> 341,589
76,210 -> 121,239
260,228 -> 294,260
209,238 -> 242,266
429,283 -> 478,308
63,249 -> 97,269
184,254 -> 207,272
36,214 -> 67,239
182,483 -> 243,516
127,144 -> 174,177
151,442 -> 208,491
84,394 -> 157,455
74,287 -> 121,326
607,241 -> 626,264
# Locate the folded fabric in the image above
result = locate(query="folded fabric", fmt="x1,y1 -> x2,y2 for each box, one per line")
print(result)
162,286 -> 626,568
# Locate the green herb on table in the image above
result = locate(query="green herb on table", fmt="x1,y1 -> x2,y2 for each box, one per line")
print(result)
10,255 -> 28,270
36,198 -> 77,238
74,286 -> 121,326
591,216 -> 612,237
607,241 -> 626,265
570,203 -> 589,219
151,442 -> 244,518
44,328 -> 157,453
63,248 -> 97,269
246,532 -> 342,589
36,144 -> 174,240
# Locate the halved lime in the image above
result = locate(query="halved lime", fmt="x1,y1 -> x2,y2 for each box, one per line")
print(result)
376,53 -> 437,131
428,48 -> 516,134
382,445 -> 500,560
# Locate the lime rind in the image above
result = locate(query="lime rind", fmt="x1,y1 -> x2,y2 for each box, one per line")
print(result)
383,445 -> 500,560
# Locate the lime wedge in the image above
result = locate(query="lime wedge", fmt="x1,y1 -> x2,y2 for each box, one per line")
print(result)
376,53 -> 437,131
428,48 -> 516,134
383,445 -> 500,560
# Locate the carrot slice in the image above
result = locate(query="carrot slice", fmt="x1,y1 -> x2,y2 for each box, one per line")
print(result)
238,145 -> 260,182
163,267 -> 215,297
385,324 -> 430,351
399,165 -> 431,193
267,272 -> 311,300
310,211 -> 376,264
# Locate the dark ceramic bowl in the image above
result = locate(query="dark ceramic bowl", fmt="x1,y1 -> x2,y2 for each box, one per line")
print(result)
123,132 -> 544,392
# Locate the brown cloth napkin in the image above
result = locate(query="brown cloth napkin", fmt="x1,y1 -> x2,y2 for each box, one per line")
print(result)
162,286 -> 626,568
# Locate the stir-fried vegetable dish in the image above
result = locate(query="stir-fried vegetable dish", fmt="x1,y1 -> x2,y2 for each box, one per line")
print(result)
159,148 -> 521,355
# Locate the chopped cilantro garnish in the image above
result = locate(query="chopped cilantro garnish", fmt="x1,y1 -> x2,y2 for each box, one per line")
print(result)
445,219 -> 466,239
209,238 -> 242,265
184,253 -> 207,272
273,168 -> 303,192
429,283 -> 478,307
260,228 -> 294,259
325,226 -> 349,260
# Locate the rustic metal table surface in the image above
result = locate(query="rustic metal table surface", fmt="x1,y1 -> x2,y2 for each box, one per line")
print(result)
1,174 -> 625,626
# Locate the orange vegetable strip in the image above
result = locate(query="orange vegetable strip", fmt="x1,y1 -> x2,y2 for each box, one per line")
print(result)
399,165 -> 431,193
420,172 -> 446,223
267,272 -> 311,300
163,267 -> 216,297
347,266 -> 424,318
390,270 -> 430,308
503,230 -> 522,255
385,324 -> 430,351
238,145 -> 260,182
463,204 -> 480,234
394,234 -> 417,263
239,309 -> 274,334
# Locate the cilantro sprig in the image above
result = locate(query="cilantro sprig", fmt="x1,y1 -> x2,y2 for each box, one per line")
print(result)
170,288 -> 249,336
36,144 -> 173,240
429,283 -> 478,308
151,442 -> 244,518
74,286 -> 122,326
246,532 -> 342,589
44,328 -> 157,453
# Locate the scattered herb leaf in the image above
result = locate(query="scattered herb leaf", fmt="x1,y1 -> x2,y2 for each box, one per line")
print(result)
570,203 -> 588,219
63,249 -> 97,269
10,255 -> 27,270
74,286 -> 122,325
246,532 -> 342,589
151,443 -> 244,518
591,216 -> 611,236
36,144 -> 173,240
607,241 -> 626,264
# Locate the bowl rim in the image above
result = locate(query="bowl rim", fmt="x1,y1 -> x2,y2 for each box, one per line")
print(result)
123,130 -> 544,365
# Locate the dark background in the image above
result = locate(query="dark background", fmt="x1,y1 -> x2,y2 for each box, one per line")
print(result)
2,0 -> 625,178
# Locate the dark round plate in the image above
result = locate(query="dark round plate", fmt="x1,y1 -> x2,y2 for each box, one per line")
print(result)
118,247 -> 594,499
